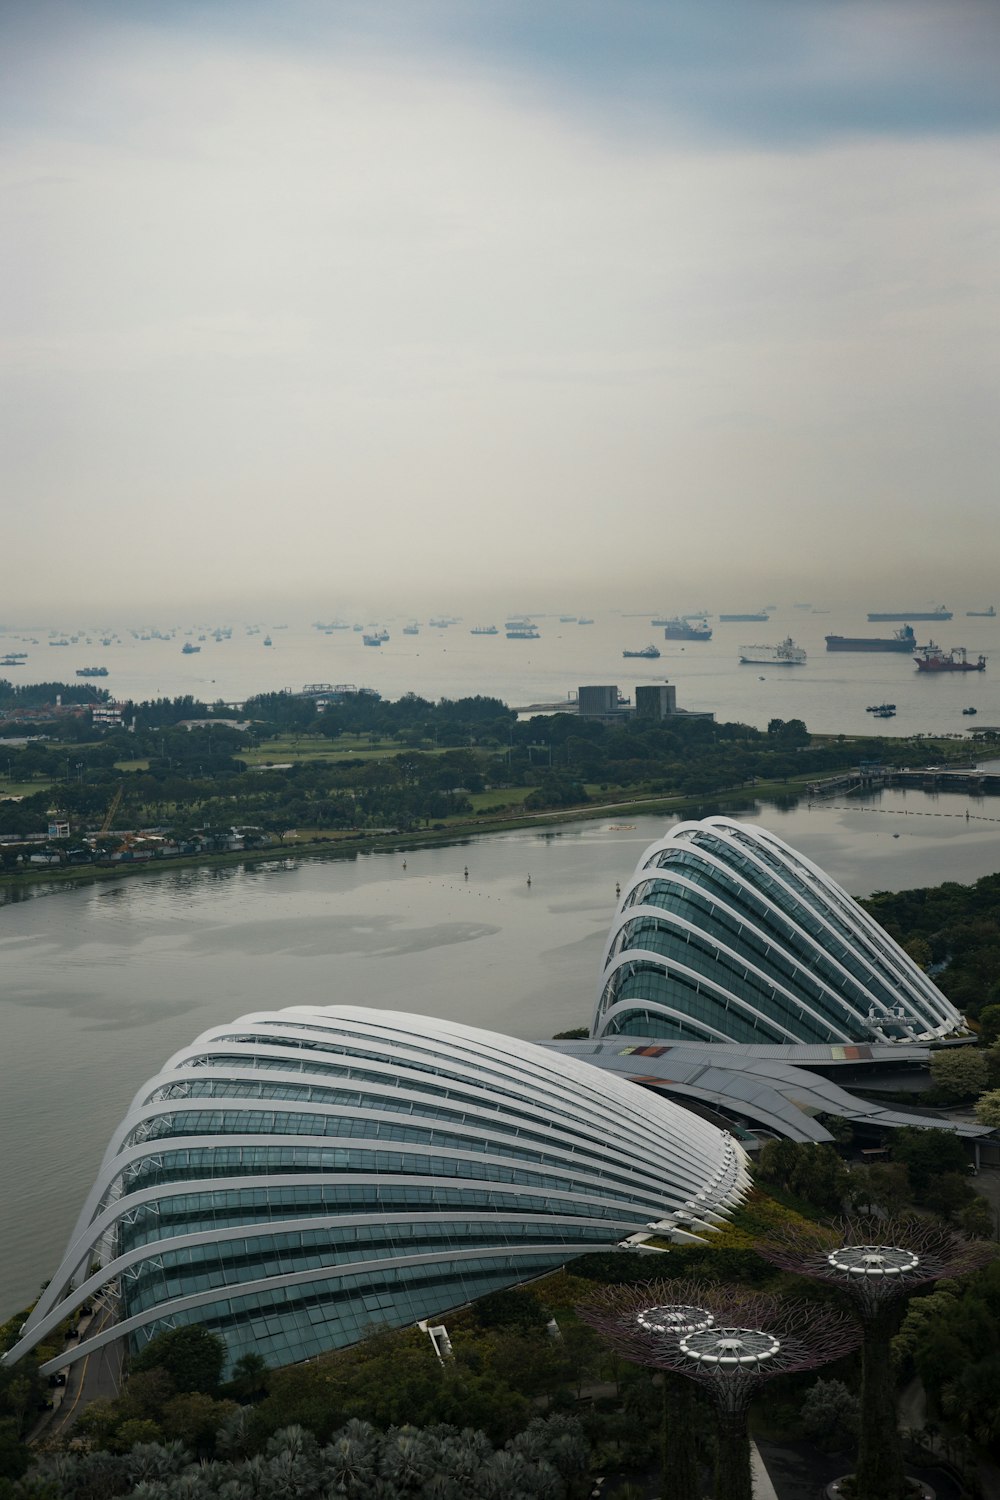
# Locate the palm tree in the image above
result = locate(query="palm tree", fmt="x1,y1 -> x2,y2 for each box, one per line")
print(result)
215,1405 -> 255,1460
320,1418 -> 380,1494
378,1427 -> 435,1491
127,1440 -> 193,1484
259,1425 -> 323,1500
472,1448 -> 553,1498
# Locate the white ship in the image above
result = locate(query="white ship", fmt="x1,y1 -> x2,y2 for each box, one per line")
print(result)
738,637 -> 806,666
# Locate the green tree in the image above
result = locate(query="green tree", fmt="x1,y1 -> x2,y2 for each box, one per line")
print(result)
929,1047 -> 988,1100
473,1288 -> 549,1333
0,1417 -> 29,1481
226,1352 -> 268,1402
960,1196 -> 995,1240
799,1378 -> 860,1453
889,1127 -> 970,1198
160,1392 -> 237,1453
130,1326 -> 226,1394
975,1090 -> 1000,1128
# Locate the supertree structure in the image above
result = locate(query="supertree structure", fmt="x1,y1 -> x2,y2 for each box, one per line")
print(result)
579,1279 -> 861,1500
758,1216 -> 995,1500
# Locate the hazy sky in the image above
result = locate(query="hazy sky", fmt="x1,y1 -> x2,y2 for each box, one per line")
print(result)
4,0 -> 999,619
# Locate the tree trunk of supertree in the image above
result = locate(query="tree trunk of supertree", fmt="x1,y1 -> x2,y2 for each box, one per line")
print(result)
855,1306 -> 908,1500
714,1410 -> 753,1500
661,1373 -> 700,1500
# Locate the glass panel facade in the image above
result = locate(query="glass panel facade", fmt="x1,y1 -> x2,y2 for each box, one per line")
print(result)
597,817 -> 965,1045
13,1003 -> 750,1381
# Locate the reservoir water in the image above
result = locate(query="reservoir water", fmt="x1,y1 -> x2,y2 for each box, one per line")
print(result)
2,789 -> 1000,1316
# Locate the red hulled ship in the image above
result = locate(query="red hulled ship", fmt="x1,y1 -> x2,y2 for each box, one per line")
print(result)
913,643 -> 986,672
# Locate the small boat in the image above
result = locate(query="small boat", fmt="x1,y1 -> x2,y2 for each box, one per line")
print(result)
962,707 -> 978,715
403,624 -> 420,635
871,706 -> 896,718
577,618 -> 594,625
263,636 -> 272,646
866,703 -> 896,713
967,607 -> 996,617
506,624 -> 540,640
182,642 -> 201,654
622,644 -> 661,659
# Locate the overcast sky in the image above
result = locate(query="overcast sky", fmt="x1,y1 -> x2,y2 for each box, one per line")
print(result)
3,0 -> 999,619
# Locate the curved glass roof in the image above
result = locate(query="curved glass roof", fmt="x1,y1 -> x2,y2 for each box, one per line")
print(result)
8,1007 -> 749,1378
594,818 -> 966,1047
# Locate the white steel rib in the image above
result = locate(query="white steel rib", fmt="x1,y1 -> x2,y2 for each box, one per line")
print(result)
594,817 -> 967,1045
7,1007 -> 749,1377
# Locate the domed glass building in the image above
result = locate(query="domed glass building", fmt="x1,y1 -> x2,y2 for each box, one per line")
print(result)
9,1007 -> 749,1378
594,817 -> 966,1046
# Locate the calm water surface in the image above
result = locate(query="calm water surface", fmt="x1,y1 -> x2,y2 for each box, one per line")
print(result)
4,605 -> 998,736
2,793 -> 999,1314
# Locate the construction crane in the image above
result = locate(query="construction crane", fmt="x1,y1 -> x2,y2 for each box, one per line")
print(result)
99,784 -> 124,837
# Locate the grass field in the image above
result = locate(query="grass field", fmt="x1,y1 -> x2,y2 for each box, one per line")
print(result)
467,787 -> 533,812
236,734 -> 418,767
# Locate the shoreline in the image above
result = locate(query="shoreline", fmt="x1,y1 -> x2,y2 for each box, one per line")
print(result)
0,775 -> 805,896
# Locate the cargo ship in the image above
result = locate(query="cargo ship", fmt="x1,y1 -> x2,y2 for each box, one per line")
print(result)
470,625 -> 498,635
506,624 -> 540,640
738,637 -> 806,666
622,644 -> 661,659
719,611 -> 768,622
825,625 -> 916,653
967,606 -> 996,617
913,643 -> 986,673
660,617 -> 712,641
76,666 -> 109,677
867,606 -> 952,621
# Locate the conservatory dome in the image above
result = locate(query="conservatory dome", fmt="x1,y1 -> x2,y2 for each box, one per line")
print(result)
9,1006 -> 749,1377
594,817 -> 966,1047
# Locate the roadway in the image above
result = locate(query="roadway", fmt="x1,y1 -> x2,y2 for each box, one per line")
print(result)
32,1296 -> 123,1443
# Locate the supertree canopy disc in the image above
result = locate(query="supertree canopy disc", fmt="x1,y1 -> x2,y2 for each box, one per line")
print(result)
758,1216 -> 995,1315
636,1304 -> 715,1337
826,1246 -> 919,1279
578,1279 -> 862,1416
680,1327 -> 780,1368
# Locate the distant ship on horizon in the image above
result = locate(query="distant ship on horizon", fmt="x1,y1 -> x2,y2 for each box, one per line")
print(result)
738,637 -> 806,666
826,625 -> 917,653
867,605 -> 952,622
659,617 -> 712,641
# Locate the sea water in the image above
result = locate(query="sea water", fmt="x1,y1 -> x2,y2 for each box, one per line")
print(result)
2,604 -> 997,738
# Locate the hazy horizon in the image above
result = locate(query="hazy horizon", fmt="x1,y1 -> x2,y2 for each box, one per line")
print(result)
4,1 -> 999,617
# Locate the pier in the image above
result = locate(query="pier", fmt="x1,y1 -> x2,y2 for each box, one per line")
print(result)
809,764 -> 1000,800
